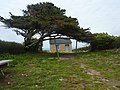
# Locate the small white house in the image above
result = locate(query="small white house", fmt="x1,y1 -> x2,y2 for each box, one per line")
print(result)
50,38 -> 72,53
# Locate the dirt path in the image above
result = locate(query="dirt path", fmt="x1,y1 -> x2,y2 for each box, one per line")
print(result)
60,55 -> 120,90
80,63 -> 120,89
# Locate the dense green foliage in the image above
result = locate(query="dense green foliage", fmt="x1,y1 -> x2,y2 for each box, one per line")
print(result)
111,36 -> 120,49
0,2 -> 92,51
0,50 -> 120,89
0,40 -> 25,54
90,33 -> 116,51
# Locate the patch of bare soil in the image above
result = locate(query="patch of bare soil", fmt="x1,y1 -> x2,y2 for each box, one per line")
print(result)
80,64 -> 87,69
60,57 -> 74,60
80,64 -> 101,76
0,73 -> 11,86
107,80 -> 120,89
60,53 -> 75,58
87,69 -> 101,76
59,53 -> 75,60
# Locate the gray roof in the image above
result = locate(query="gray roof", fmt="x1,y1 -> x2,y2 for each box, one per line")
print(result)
50,38 -> 71,44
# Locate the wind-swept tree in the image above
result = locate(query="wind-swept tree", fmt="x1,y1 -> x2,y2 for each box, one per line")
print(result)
0,2 -> 92,51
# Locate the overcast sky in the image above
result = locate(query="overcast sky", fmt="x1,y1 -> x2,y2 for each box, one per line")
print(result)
0,0 -> 120,49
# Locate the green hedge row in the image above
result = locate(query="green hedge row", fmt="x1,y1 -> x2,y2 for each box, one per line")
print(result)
0,40 -> 25,54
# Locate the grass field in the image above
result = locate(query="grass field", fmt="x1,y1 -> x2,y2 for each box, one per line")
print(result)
0,50 -> 120,90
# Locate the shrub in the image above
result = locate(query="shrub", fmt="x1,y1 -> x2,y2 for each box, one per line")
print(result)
90,33 -> 115,51
111,36 -> 120,49
0,40 -> 25,54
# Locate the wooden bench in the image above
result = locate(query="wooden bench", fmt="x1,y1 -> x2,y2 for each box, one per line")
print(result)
0,60 -> 13,76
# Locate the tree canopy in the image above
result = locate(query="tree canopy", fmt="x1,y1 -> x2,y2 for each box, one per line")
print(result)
0,2 -> 92,51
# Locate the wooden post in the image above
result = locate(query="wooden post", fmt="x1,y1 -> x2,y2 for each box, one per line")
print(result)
76,40 -> 78,52
54,37 -> 60,59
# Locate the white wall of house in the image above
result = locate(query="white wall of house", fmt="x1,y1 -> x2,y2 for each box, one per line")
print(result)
50,44 -> 72,53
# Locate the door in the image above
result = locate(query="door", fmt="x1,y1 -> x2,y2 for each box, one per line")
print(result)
65,45 -> 69,52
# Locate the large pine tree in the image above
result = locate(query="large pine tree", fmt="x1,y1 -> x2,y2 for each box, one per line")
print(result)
0,2 -> 92,51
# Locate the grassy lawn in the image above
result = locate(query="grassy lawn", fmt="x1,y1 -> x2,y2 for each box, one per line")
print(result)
0,50 -> 120,90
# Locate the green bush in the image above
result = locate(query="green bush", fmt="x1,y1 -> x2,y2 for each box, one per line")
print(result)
90,33 -> 115,51
0,40 -> 25,54
111,36 -> 120,49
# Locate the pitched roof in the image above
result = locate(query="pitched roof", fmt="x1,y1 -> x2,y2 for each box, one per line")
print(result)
50,38 -> 71,45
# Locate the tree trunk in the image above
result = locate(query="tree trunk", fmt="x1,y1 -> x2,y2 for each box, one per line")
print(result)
24,37 -> 43,52
24,37 -> 31,51
38,41 -> 43,51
